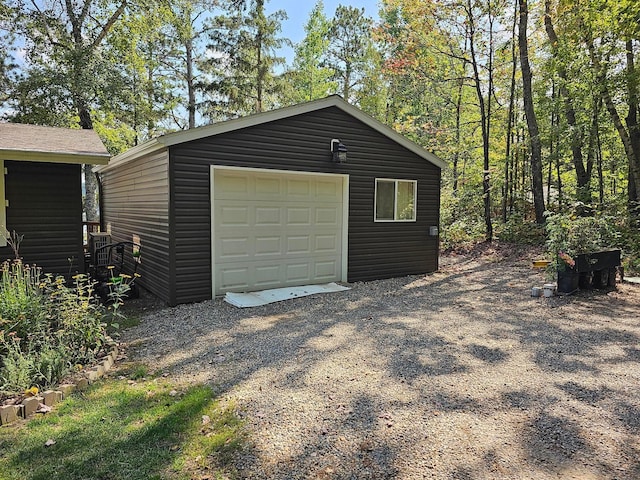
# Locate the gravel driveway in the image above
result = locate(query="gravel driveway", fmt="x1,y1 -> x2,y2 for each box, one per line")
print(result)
123,248 -> 640,479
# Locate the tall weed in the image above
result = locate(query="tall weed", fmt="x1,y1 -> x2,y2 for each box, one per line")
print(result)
0,260 -> 112,395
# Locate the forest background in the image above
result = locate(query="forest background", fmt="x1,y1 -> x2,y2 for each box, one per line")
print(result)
1,0 -> 639,271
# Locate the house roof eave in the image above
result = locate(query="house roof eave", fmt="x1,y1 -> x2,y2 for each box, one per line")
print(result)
0,148 -> 111,165
100,96 -> 447,171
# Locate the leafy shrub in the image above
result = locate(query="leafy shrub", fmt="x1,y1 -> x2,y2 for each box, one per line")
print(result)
0,260 -> 113,395
545,209 -> 622,273
496,214 -> 545,245
440,219 -> 486,250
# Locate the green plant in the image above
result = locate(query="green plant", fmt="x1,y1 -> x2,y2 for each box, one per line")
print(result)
496,214 -> 545,245
0,258 -> 115,395
0,332 -> 35,393
545,209 -> 622,274
105,267 -> 139,329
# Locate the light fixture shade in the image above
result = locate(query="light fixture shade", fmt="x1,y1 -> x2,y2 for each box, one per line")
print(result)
331,138 -> 347,163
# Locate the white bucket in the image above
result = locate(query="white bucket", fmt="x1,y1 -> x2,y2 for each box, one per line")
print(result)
543,283 -> 556,297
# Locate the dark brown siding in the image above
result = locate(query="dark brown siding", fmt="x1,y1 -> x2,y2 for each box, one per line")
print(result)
170,106 -> 440,304
0,161 -> 84,275
100,150 -> 171,304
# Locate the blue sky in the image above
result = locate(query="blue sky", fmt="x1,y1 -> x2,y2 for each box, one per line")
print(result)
267,0 -> 381,60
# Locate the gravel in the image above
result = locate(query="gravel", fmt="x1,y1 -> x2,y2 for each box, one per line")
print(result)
122,248 -> 640,479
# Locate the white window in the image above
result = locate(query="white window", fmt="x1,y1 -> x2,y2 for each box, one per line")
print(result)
374,178 -> 417,222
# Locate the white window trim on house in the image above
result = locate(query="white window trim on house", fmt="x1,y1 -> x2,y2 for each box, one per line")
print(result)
374,178 -> 417,222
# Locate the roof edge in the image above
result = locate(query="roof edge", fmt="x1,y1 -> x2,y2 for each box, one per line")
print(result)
99,96 -> 446,171
94,139 -> 162,173
0,149 -> 110,165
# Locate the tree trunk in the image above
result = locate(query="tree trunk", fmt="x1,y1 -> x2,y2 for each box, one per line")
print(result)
544,0 -> 592,203
518,0 -> 545,223
75,100 -> 100,222
466,0 -> 493,242
585,34 -> 640,218
503,0 -> 518,222
453,76 -> 463,196
625,40 -> 640,216
186,38 -> 196,129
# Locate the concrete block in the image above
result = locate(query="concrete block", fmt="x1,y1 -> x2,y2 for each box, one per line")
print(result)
86,369 -> 100,382
110,344 -> 119,358
101,356 -> 113,371
0,405 -> 20,425
41,391 -> 55,406
21,397 -> 41,418
59,384 -> 75,398
75,377 -> 89,390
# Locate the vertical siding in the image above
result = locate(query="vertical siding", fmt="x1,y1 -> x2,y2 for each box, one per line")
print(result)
170,106 -> 441,304
100,150 -> 171,304
0,161 -> 84,275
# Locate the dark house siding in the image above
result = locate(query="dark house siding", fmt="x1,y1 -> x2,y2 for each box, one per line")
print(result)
100,150 -> 171,303
169,106 -> 440,305
0,161 -> 84,275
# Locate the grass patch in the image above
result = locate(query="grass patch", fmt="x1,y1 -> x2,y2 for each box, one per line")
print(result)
0,368 -> 244,480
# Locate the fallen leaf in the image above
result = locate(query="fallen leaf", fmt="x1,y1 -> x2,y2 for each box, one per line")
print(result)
44,439 -> 56,447
202,415 -> 211,425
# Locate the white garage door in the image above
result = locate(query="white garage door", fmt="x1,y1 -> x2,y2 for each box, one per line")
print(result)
211,168 -> 347,295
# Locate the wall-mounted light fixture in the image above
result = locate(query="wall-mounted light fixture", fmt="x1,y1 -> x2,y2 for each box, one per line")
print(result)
331,139 -> 348,163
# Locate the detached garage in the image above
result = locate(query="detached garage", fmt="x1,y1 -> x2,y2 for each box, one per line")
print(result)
96,96 -> 445,306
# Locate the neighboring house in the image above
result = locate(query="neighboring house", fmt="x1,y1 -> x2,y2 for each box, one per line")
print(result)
96,96 -> 445,306
0,123 -> 110,275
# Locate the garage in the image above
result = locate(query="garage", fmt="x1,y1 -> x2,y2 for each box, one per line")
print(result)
97,96 -> 444,305
212,167 -> 348,295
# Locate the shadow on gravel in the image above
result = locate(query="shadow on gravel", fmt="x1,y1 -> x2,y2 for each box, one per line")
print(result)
124,254 -> 640,479
527,414 -> 591,463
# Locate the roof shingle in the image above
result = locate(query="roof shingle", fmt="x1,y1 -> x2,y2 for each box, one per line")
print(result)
0,123 -> 109,162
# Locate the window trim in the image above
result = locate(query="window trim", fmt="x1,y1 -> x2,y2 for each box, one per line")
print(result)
374,178 -> 417,222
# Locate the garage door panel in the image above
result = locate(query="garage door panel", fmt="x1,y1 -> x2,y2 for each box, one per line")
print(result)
315,207 -> 339,225
255,236 -> 281,255
316,180 -> 342,201
286,207 -> 311,225
287,235 -> 310,253
255,176 -> 282,195
286,262 -> 311,282
255,265 -> 282,286
213,169 -> 344,294
315,234 -> 338,253
220,267 -> 251,290
255,207 -> 281,225
219,237 -> 250,258
220,206 -> 250,225
217,174 -> 250,197
287,178 -> 311,196
315,260 -> 339,279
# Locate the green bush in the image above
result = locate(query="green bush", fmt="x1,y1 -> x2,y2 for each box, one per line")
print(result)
0,260 -> 113,395
545,210 -> 622,274
496,214 -> 545,245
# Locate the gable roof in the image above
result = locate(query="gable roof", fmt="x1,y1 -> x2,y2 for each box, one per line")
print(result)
97,96 -> 446,172
0,123 -> 110,165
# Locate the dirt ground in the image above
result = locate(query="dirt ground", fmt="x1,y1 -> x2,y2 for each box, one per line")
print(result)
123,244 -> 640,479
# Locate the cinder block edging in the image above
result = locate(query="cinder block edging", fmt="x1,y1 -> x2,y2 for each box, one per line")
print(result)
0,342 -> 120,426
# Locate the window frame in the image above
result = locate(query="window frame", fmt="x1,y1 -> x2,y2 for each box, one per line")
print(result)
374,178 -> 417,223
